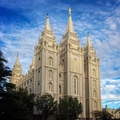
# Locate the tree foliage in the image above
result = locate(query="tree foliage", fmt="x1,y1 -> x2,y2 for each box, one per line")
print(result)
0,50 -> 12,92
92,110 -> 113,120
58,96 -> 83,120
0,50 -> 35,120
0,87 -> 35,120
36,93 -> 57,120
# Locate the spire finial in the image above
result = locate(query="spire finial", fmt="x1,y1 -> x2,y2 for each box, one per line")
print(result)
15,53 -> 20,65
17,52 -> 18,58
46,13 -> 48,18
86,32 -> 91,47
66,7 -> 74,33
68,7 -> 72,15
87,32 -> 90,38
88,32 -> 89,35
44,13 -> 51,31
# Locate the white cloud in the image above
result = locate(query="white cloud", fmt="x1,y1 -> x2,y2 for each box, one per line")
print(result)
101,79 -> 120,100
1,24 -> 42,73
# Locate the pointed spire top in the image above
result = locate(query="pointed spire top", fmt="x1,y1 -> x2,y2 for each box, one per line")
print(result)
86,32 -> 91,47
44,13 -> 51,31
46,13 -> 49,18
17,52 -> 18,57
15,53 -> 20,65
66,7 -> 74,33
29,55 -> 35,70
68,7 -> 72,15
32,55 -> 35,66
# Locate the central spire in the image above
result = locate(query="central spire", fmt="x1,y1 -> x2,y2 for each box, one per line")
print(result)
44,13 -> 51,31
15,53 -> 20,65
66,7 -> 75,33
86,32 -> 91,47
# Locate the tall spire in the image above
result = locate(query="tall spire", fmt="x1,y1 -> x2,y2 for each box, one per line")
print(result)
86,32 -> 91,47
10,53 -> 22,85
66,7 -> 74,33
31,55 -> 35,69
44,13 -> 51,31
15,53 -> 20,65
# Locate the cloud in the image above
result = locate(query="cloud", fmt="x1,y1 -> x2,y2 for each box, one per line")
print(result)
0,23 -> 42,73
102,100 -> 120,108
101,79 -> 120,100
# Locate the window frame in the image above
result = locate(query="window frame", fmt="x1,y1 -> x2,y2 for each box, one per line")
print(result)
48,57 -> 53,66
73,76 -> 78,95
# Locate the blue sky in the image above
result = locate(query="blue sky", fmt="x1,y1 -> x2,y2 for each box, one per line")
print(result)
0,0 -> 120,109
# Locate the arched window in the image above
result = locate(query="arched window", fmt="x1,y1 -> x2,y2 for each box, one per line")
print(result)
37,81 -> 40,92
93,90 -> 97,97
73,77 -> 78,94
93,69 -> 96,76
73,58 -> 77,72
94,101 -> 97,109
38,57 -> 41,66
59,85 -> 61,94
48,82 -> 53,92
48,70 -> 53,79
93,80 -> 96,87
48,57 -> 53,66
38,70 -> 40,81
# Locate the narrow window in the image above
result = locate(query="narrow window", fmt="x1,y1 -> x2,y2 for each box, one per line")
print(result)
48,82 -> 53,92
93,69 -> 96,76
73,58 -> 77,72
59,85 -> 61,94
94,101 -> 97,109
38,70 -> 40,82
74,77 -> 78,94
49,57 -> 53,66
93,90 -> 97,97
93,80 -> 96,87
48,70 -> 53,79
37,81 -> 40,92
38,57 -> 41,66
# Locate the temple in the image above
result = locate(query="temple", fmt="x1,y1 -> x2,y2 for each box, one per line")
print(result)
10,8 -> 101,120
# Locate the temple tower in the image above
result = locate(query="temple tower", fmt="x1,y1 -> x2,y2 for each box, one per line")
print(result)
10,54 -> 23,86
84,33 -> 101,119
59,7 -> 86,118
34,14 -> 59,100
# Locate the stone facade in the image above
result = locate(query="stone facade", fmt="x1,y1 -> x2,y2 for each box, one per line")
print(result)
9,8 -> 101,119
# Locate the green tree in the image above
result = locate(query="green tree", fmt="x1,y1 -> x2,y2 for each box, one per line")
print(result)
58,96 -> 83,120
0,50 -> 12,92
17,88 -> 35,114
0,50 -> 35,120
92,110 -> 113,120
0,87 -> 35,120
36,93 -> 57,120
